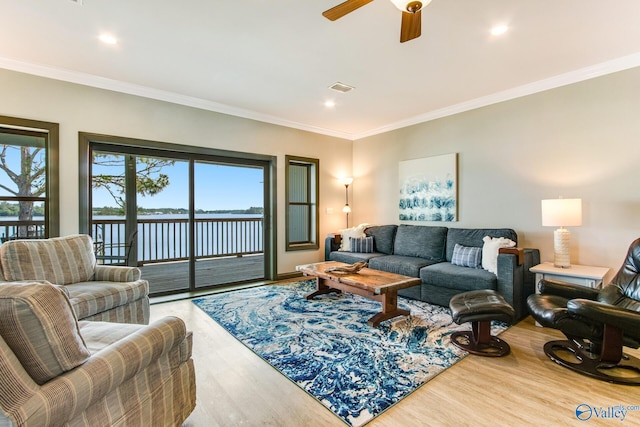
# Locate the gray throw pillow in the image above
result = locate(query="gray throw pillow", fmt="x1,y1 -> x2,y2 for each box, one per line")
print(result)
350,236 -> 374,253
450,243 -> 482,269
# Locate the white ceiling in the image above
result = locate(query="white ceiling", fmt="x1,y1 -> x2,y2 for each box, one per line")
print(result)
1,0 -> 640,140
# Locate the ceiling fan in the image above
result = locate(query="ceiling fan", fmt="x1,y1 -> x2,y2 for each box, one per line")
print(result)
322,0 -> 432,43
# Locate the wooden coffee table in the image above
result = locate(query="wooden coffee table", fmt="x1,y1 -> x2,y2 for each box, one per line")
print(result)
296,261 -> 421,327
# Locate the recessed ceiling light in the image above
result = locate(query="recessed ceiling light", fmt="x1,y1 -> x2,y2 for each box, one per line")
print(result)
324,100 -> 336,108
490,25 -> 509,36
99,34 -> 118,45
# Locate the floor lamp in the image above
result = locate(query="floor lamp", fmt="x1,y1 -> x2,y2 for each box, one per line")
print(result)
541,198 -> 582,268
342,177 -> 353,228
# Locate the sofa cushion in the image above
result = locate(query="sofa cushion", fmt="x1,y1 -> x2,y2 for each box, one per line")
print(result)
350,236 -> 374,253
329,251 -> 384,264
393,225 -> 447,261
451,244 -> 482,269
0,282 -> 91,384
0,234 -> 96,285
364,225 -> 398,255
420,262 -> 498,292
78,320 -> 143,354
67,279 -> 149,320
445,228 -> 517,262
369,255 -> 439,278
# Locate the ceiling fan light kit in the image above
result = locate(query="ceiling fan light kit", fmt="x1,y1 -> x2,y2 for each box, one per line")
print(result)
389,0 -> 431,13
323,0 -> 432,42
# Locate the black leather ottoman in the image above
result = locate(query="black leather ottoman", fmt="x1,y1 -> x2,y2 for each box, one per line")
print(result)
449,289 -> 515,357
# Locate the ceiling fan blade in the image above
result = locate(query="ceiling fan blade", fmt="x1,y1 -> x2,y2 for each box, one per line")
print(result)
323,0 -> 374,21
400,10 -> 421,42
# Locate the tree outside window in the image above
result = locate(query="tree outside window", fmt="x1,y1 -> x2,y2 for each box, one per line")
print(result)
0,128 -> 48,240
0,116 -> 58,241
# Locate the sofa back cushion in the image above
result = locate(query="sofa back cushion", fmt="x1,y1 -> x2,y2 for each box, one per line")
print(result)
445,228 -> 517,262
364,225 -> 398,255
0,281 -> 91,385
0,234 -> 96,285
393,225 -> 448,261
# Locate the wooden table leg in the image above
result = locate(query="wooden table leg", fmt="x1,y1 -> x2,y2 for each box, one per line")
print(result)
305,277 -> 342,300
367,290 -> 410,327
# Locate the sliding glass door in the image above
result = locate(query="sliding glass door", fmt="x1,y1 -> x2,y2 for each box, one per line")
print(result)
194,162 -> 265,288
83,135 -> 272,296
135,156 -> 191,294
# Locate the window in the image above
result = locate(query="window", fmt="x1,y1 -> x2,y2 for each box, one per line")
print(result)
285,155 -> 319,251
79,132 -> 276,294
0,116 -> 59,242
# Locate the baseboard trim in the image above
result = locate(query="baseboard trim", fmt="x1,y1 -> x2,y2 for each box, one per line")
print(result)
277,271 -> 304,281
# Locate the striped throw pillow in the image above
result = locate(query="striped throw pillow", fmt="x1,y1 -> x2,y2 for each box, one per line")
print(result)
451,243 -> 482,269
0,282 -> 91,384
350,236 -> 374,253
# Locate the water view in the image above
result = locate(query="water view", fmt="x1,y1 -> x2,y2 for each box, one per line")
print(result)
0,143 -> 269,294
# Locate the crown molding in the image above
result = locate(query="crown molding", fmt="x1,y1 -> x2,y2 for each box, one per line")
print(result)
352,52 -> 640,140
2,53 -> 640,142
0,57 -> 354,141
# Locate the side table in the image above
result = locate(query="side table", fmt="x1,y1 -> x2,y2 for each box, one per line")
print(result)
530,262 -> 609,289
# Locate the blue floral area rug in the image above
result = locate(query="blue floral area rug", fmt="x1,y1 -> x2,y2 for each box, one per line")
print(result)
192,280 -> 506,426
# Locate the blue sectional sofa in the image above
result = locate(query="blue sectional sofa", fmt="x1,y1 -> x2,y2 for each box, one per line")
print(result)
325,224 -> 540,321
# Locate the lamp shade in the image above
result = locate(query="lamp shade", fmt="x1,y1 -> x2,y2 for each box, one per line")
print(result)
389,0 -> 431,12
342,205 -> 352,213
342,177 -> 353,186
541,198 -> 582,227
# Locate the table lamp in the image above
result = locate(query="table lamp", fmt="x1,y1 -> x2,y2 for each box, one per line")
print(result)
541,198 -> 582,268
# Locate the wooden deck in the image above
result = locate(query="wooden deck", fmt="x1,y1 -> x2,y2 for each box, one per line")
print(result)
140,254 -> 265,295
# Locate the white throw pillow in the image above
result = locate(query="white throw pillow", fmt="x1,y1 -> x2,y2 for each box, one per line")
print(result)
338,223 -> 369,251
482,236 -> 516,275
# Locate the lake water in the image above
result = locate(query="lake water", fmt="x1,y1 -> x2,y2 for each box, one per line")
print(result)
0,214 -> 265,261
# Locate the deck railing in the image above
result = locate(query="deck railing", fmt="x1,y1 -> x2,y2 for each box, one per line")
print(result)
0,220 -> 46,243
91,217 -> 264,264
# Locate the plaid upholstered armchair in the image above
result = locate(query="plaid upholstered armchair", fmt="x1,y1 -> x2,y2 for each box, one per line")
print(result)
0,282 -> 196,426
0,234 -> 149,324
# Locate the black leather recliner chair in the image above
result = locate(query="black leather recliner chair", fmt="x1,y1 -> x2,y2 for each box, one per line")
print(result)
527,238 -> 640,385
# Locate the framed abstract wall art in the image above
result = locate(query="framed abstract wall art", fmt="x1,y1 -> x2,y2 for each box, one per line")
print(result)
399,153 -> 458,222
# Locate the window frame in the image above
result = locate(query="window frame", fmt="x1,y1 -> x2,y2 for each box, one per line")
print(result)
0,115 -> 59,239
78,132 -> 278,286
285,155 -> 319,251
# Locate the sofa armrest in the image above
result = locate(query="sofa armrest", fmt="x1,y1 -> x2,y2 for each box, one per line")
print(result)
496,252 -> 527,321
93,264 -> 141,282
0,335 -> 40,422
499,247 -> 524,265
324,233 -> 342,261
495,248 -> 541,321
9,316 -> 188,427
523,248 -> 541,293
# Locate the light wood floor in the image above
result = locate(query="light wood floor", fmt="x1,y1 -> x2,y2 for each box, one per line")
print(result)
150,288 -> 640,427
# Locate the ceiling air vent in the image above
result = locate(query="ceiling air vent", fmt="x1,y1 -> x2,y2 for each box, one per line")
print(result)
329,82 -> 355,93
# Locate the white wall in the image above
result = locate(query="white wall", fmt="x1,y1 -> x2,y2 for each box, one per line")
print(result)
0,68 -> 353,276
3,66 -> 640,280
353,67 -> 640,281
